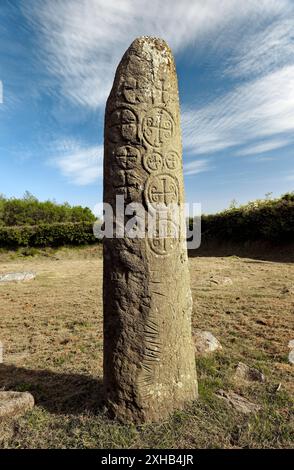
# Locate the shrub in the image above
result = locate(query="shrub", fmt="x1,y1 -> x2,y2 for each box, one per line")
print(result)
190,192 -> 294,243
0,192 -> 96,226
0,222 -> 98,248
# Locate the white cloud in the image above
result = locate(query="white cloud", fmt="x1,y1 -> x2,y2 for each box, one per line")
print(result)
226,15 -> 294,79
285,173 -> 294,181
235,139 -> 292,156
50,139 -> 103,185
21,0 -> 288,109
17,0 -> 294,185
254,156 -> 275,162
183,159 -> 210,176
182,65 -> 294,155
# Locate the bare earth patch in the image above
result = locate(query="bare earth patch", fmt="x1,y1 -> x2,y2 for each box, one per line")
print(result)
0,246 -> 293,448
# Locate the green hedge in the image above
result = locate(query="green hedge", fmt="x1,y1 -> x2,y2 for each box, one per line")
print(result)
0,192 -> 96,226
193,193 -> 294,243
1,193 -> 293,248
0,222 -> 99,248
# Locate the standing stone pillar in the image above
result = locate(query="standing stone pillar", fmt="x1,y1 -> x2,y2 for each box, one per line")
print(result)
103,36 -> 198,423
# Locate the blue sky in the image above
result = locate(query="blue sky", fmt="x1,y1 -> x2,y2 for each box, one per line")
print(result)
0,0 -> 293,214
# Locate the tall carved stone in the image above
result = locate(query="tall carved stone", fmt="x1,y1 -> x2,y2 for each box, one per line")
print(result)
103,36 -> 198,423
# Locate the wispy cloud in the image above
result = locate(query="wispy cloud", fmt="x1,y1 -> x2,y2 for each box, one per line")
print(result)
182,65 -> 294,156
253,156 -> 275,163
235,139 -> 292,157
181,1 -> 294,159
226,15 -> 294,79
49,139 -> 103,185
183,159 -> 210,176
13,0 -> 294,187
21,0 -> 287,109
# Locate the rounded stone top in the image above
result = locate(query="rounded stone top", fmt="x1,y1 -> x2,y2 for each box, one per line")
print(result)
123,36 -> 174,73
130,36 -> 172,55
108,35 -> 178,106
134,35 -> 169,45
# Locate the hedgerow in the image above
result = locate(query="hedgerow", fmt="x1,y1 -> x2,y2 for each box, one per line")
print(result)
193,193 -> 294,243
0,222 -> 98,248
0,193 -> 292,248
0,192 -> 95,226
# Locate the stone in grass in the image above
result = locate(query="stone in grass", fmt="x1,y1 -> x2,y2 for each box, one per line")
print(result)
194,330 -> 222,355
288,350 -> 294,365
287,340 -> 294,365
217,389 -> 261,414
234,362 -> 265,383
0,272 -> 36,283
209,276 -> 233,286
0,391 -> 34,418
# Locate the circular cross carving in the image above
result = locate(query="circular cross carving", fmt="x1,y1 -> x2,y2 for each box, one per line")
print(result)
142,108 -> 174,147
165,151 -> 180,171
145,173 -> 179,207
148,217 -> 180,256
148,236 -> 178,256
143,152 -> 163,173
120,75 -> 150,105
108,108 -> 138,143
114,145 -> 141,169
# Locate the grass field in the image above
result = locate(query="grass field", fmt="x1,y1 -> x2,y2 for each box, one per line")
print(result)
0,245 -> 293,448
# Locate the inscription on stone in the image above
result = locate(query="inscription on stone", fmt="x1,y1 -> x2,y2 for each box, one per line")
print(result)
143,152 -> 163,172
145,173 -> 179,207
165,151 -> 180,170
114,145 -> 141,170
143,108 -> 174,147
108,108 -> 138,143
143,150 -> 180,173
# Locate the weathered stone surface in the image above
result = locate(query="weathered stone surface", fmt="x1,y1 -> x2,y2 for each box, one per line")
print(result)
209,276 -> 233,286
234,362 -> 265,383
194,330 -> 222,355
216,389 -> 261,414
0,341 -> 3,364
0,272 -> 36,283
288,350 -> 294,365
0,391 -> 34,418
103,37 -> 198,423
288,340 -> 294,364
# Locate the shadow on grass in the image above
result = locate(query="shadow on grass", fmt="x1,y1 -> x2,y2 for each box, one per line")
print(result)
188,240 -> 294,263
0,364 -> 104,416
